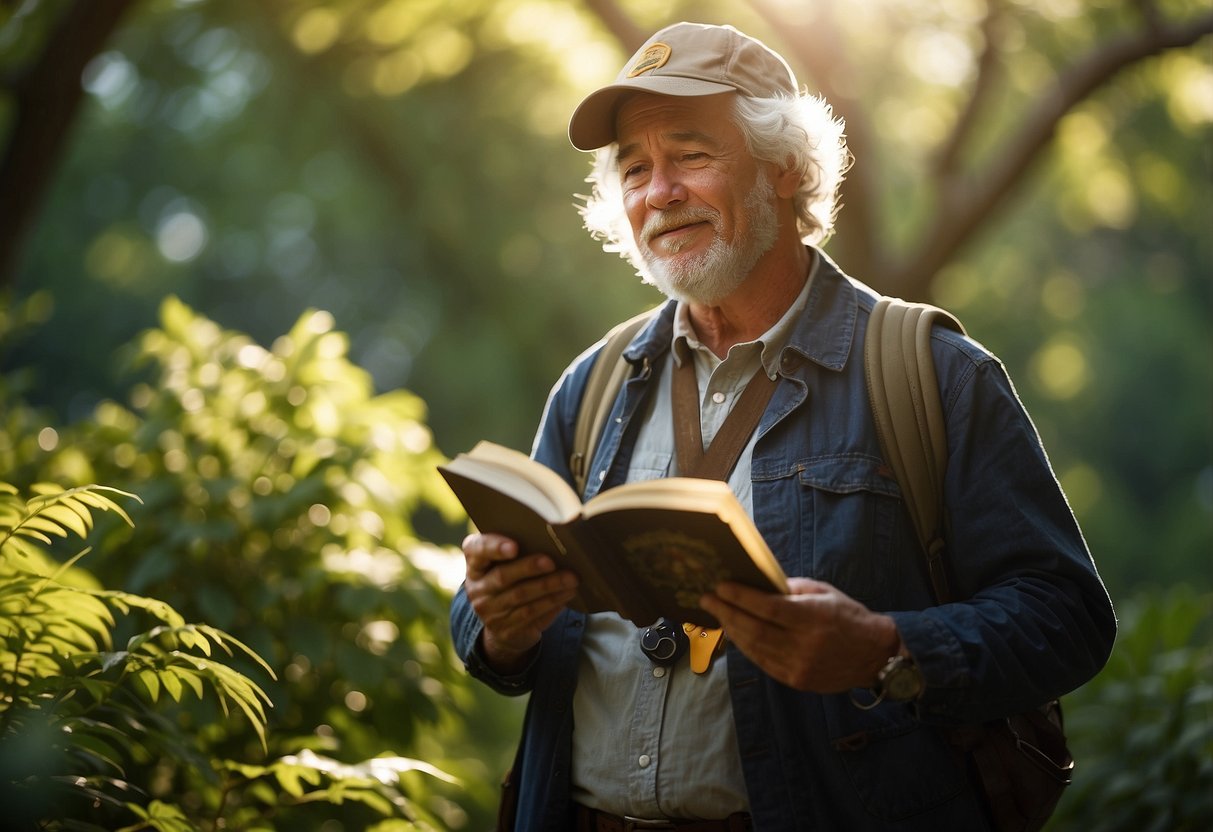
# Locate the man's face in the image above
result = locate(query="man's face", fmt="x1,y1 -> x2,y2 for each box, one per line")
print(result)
614,93 -> 779,305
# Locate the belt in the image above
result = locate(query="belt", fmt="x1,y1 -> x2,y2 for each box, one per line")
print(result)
574,803 -> 752,832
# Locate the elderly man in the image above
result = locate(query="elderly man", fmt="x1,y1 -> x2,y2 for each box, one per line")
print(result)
450,21 -> 1115,831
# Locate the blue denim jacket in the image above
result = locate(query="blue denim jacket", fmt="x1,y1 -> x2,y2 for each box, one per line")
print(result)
450,252 -> 1116,830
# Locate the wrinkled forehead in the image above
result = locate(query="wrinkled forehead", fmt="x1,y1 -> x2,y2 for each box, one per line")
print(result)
612,92 -> 739,158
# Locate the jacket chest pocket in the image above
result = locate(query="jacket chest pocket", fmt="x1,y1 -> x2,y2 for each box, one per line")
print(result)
766,455 -> 903,606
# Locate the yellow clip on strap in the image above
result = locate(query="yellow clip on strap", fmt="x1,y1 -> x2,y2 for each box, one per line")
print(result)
684,624 -> 724,673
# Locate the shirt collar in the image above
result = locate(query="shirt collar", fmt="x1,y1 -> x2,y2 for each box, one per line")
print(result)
671,252 -> 819,379
625,246 -> 861,376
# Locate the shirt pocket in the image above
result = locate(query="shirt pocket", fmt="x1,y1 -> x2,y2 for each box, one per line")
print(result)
626,450 -> 672,483
793,454 -> 900,606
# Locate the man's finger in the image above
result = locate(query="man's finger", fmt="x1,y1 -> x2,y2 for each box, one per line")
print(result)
709,581 -> 827,629
462,533 -> 520,578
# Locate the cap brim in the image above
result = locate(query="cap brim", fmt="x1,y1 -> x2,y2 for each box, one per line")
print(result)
568,77 -> 736,151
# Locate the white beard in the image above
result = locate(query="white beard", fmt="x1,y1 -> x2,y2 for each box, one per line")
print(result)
636,173 -> 779,305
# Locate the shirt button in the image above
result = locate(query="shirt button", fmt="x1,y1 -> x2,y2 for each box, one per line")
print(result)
711,391 -> 726,404
638,754 -> 652,768
652,666 -> 666,678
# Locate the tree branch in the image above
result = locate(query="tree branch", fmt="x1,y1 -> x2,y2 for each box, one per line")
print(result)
745,0 -> 884,280
582,0 -> 647,53
893,10 -> 1213,300
935,0 -> 1007,176
1131,0 -> 1165,32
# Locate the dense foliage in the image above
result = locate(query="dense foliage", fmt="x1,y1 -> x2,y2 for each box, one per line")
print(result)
1,302 -> 522,829
1053,588 -> 1213,831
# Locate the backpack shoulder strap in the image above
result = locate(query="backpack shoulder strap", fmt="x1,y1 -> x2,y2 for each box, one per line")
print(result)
864,296 -> 966,604
570,308 -> 658,497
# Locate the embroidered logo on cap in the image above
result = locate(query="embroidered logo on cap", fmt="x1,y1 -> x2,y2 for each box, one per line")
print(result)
627,42 -> 672,77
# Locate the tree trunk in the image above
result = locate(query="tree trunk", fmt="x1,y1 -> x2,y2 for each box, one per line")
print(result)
0,0 -> 138,290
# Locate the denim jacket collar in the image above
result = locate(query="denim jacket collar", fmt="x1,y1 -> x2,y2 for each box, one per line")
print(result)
622,246 -> 861,378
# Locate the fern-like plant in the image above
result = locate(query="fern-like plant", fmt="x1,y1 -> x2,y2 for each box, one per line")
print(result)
0,482 -> 275,829
0,482 -> 453,831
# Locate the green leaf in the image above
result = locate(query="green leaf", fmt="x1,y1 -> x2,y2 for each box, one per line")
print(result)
178,655 -> 273,751
58,485 -> 141,525
160,666 -> 183,702
167,665 -> 205,700
220,760 -> 271,779
273,764 -> 313,798
68,730 -> 128,776
197,624 -> 277,678
76,676 -> 114,702
364,755 -> 459,785
100,651 -> 130,672
135,668 -> 161,703
119,803 -> 152,825
99,592 -> 186,629
10,526 -> 53,545
36,502 -> 92,537
116,800 -> 192,832
176,625 -> 208,653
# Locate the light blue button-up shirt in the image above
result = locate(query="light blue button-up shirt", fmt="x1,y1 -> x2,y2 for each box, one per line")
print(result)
569,271 -> 813,818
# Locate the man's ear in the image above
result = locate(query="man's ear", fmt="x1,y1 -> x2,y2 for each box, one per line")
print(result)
773,160 -> 800,199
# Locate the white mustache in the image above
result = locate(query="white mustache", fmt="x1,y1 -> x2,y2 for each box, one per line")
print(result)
643,207 -> 718,243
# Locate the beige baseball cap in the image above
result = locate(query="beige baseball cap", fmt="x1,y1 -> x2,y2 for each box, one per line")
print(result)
568,22 -> 798,151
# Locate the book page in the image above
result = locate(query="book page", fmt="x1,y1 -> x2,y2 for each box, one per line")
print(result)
451,441 -> 582,522
581,476 -> 732,516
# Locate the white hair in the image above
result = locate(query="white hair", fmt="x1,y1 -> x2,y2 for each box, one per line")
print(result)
577,92 -> 850,270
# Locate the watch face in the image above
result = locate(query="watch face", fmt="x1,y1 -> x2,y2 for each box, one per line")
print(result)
886,670 -> 920,700
882,657 -> 923,701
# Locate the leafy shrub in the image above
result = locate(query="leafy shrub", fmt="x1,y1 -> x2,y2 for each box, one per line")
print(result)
1050,587 -> 1213,831
0,483 -> 274,827
2,298 -> 521,828
1,482 -> 469,831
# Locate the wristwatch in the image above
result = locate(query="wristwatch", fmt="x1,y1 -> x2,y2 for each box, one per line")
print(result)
876,655 -> 924,702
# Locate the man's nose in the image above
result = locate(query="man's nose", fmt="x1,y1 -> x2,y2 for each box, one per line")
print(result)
645,163 -> 687,210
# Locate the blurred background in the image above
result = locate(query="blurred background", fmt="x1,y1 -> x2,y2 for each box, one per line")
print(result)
1,0 -> 1210,829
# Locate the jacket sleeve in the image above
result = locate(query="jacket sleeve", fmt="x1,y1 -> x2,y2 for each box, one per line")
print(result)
890,339 -> 1116,725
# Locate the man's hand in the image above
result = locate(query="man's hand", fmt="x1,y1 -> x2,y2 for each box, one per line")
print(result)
462,533 -> 579,674
700,577 -> 902,693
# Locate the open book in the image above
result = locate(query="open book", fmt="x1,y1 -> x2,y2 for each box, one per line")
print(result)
438,441 -> 788,627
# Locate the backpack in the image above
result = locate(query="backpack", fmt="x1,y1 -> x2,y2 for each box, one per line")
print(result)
570,308 -> 660,498
568,296 -> 1073,832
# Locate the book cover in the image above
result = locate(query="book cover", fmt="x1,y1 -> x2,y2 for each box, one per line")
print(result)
439,441 -> 788,627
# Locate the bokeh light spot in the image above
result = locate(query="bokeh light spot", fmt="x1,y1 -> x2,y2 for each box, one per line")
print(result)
157,209 -> 209,262
1030,335 -> 1090,400
293,8 -> 341,54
